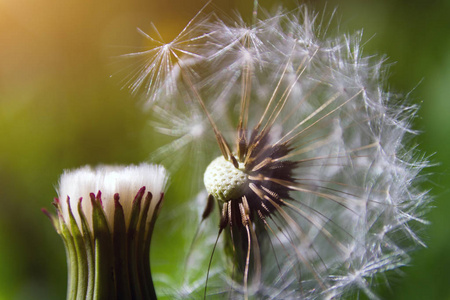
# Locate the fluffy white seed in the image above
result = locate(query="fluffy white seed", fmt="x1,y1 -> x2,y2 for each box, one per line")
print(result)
58,163 -> 168,232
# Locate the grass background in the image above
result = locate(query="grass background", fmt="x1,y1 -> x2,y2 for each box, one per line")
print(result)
0,0 -> 449,298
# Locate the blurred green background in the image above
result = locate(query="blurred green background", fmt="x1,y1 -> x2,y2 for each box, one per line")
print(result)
0,0 -> 449,299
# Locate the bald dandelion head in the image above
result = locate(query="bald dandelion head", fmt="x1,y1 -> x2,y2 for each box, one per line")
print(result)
204,156 -> 248,203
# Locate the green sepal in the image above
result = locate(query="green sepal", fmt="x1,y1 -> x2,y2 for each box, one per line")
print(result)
112,193 -> 132,299
57,199 -> 79,300
143,193 -> 164,300
91,192 -> 116,300
136,191 -> 153,299
78,199 -> 95,300
127,187 -> 145,300
66,198 -> 89,300
42,207 -> 61,233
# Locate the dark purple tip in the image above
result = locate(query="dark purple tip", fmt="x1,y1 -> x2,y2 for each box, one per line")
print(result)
98,192 -> 103,206
41,208 -> 52,218
114,193 -> 121,207
133,186 -> 146,205
145,191 -> 153,203
89,192 -> 96,204
52,198 -> 60,208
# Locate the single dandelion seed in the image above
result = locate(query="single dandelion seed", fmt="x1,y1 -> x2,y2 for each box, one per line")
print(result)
149,104 -> 213,193
116,5 -> 212,106
124,4 -> 430,300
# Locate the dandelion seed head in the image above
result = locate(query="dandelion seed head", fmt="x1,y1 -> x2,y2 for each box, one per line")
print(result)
124,4 -> 431,299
